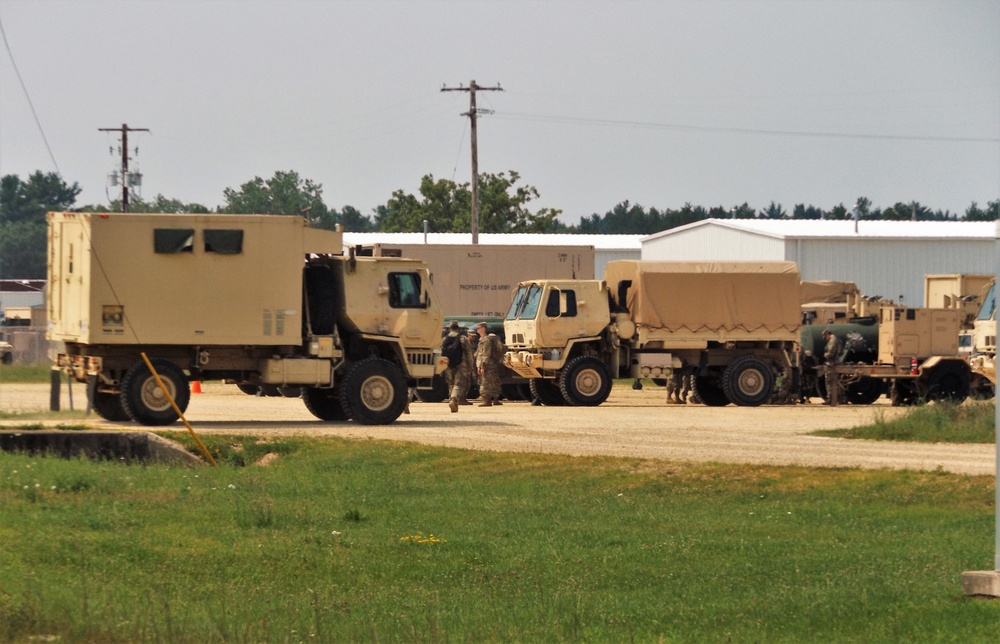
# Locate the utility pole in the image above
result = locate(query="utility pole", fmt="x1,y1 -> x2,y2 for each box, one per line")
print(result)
441,81 -> 503,244
99,123 -> 150,212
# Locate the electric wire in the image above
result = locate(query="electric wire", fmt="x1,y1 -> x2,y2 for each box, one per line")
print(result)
450,119 -> 467,182
0,16 -> 62,175
494,111 -> 999,144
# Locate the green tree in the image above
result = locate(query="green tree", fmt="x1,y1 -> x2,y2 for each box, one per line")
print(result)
760,201 -> 787,219
0,172 -> 81,278
221,170 -> 329,223
79,194 -> 211,214
376,171 -> 563,233
965,201 -> 999,221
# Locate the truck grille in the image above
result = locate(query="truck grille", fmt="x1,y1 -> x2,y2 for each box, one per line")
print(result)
408,351 -> 436,366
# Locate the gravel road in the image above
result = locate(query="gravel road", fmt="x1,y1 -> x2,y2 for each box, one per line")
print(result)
1,381 -> 995,475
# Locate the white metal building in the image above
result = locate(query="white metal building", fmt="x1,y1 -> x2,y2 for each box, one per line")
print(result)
342,232 -> 643,279
641,219 -> 995,306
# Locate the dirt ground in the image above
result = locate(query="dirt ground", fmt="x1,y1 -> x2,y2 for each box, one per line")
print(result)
1,381 -> 995,475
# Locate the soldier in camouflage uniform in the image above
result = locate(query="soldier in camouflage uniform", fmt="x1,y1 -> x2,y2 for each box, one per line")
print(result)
475,321 -> 504,407
666,371 -> 682,403
457,327 -> 476,405
823,328 -> 844,405
443,321 -> 473,413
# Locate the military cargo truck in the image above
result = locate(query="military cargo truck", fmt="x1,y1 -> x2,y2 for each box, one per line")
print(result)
503,261 -> 802,407
969,279 -> 996,389
48,212 -> 445,426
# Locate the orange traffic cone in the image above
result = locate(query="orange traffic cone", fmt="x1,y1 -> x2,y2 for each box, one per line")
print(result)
192,380 -> 203,394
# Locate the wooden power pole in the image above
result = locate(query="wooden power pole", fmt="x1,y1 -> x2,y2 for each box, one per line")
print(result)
441,81 -> 503,243
99,123 -> 150,212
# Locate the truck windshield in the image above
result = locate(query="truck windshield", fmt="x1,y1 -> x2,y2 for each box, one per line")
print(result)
505,286 -> 528,320
977,282 -> 996,321
518,285 -> 544,320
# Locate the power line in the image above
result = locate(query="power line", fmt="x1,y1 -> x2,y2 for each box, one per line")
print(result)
494,111 -> 1000,144
0,16 -> 62,175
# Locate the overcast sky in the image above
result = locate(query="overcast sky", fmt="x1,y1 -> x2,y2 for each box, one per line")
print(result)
1,0 -> 998,224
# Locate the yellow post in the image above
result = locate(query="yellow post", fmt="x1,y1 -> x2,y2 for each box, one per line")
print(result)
139,352 -> 217,467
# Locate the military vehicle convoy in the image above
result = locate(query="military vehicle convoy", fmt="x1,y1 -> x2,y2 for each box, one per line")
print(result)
503,261 -> 803,407
47,212 -> 445,426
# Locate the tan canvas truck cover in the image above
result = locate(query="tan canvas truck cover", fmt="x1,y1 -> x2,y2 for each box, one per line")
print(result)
799,280 -> 859,305
602,260 -> 801,334
48,212 -> 342,346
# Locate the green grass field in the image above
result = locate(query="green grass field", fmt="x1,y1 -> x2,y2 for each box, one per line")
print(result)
816,400 -> 996,444
1,434 -> 998,642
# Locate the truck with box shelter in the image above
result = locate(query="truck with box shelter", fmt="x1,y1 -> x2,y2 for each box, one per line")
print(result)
503,261 -> 802,407
816,305 -> 972,405
47,212 -> 445,426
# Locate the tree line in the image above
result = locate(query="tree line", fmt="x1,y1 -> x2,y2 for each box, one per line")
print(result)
2,169 -> 997,278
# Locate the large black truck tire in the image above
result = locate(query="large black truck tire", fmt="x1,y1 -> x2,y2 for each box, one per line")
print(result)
121,358 -> 190,426
722,356 -> 775,407
338,358 -> 409,425
559,356 -> 613,406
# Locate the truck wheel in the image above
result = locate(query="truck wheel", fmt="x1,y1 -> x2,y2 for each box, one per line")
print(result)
92,390 -> 131,421
559,356 -> 612,406
339,358 -> 409,425
692,375 -> 729,406
926,363 -> 971,404
414,374 -> 448,403
303,387 -> 350,421
844,377 -> 883,405
516,383 -> 534,401
890,380 -> 920,406
722,356 -> 774,406
236,383 -> 260,396
279,386 -> 302,398
529,378 -> 565,406
121,359 -> 190,426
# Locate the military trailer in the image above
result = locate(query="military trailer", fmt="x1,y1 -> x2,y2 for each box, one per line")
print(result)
48,212 -> 445,426
503,261 -> 802,407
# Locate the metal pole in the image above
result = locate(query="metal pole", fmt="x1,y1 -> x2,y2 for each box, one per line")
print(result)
994,219 -> 999,571
121,124 -> 129,212
469,81 -> 479,244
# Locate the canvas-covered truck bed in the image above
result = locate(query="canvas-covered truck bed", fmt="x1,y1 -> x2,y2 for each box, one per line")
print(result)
602,260 -> 801,343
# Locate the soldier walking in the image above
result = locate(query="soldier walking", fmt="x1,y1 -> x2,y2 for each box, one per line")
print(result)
475,321 -> 504,407
442,321 -> 473,413
666,371 -> 682,403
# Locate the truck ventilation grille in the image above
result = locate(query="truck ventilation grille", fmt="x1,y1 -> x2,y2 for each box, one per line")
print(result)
512,333 -> 524,345
408,351 -> 436,366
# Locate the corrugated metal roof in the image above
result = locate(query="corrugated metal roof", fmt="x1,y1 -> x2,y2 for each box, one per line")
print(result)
642,218 -> 996,242
342,232 -> 643,251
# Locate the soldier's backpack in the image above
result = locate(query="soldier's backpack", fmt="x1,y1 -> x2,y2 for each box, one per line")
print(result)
441,334 -> 463,366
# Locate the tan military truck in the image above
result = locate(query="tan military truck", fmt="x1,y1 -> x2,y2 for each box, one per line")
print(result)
503,261 -> 802,407
968,279 -> 996,389
821,305 -> 972,405
48,212 -> 445,426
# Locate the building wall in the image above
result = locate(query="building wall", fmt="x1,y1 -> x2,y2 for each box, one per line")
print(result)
642,225 -> 785,262
596,249 -> 642,279
787,238 -> 993,307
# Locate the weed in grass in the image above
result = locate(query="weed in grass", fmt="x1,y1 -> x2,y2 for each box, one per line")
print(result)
814,400 -> 996,443
343,508 -> 365,522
